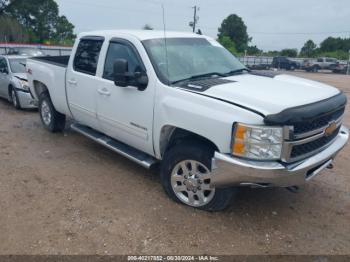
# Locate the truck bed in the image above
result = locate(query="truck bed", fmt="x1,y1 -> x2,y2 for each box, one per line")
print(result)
27,55 -> 71,116
30,55 -> 70,67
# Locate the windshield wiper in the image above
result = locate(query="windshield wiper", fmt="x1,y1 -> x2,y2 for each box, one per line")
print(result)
224,68 -> 250,76
171,72 -> 227,85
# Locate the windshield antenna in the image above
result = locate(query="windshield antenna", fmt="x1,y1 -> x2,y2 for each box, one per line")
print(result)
162,4 -> 170,85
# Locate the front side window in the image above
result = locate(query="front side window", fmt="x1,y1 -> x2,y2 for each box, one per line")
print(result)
326,58 -> 336,63
0,58 -> 8,72
9,58 -> 26,73
73,38 -> 104,75
103,42 -> 143,81
143,38 -> 245,84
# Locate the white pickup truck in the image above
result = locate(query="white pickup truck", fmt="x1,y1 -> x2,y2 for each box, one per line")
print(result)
27,30 -> 348,211
303,57 -> 338,72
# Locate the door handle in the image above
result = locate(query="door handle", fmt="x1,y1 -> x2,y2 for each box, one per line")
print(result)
97,88 -> 111,96
68,79 -> 77,86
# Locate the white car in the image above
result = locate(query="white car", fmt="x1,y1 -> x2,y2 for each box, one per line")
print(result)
0,55 -> 37,109
26,30 -> 348,211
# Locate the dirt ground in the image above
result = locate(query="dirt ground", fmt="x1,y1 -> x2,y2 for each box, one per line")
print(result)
0,72 -> 349,255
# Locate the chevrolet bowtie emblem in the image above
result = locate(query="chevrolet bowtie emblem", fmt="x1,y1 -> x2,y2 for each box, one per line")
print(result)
325,121 -> 337,136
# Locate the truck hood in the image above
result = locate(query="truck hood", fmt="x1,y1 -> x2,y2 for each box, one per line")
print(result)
203,73 -> 340,116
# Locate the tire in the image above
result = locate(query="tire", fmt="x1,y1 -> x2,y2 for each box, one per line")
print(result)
312,66 -> 318,73
10,87 -> 21,110
38,92 -> 66,132
160,141 -> 236,211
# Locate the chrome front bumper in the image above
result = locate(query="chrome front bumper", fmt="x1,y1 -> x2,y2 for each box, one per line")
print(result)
211,126 -> 349,188
16,89 -> 37,109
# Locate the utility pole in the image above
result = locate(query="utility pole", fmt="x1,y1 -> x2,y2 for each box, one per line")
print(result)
4,35 -> 7,54
189,6 -> 199,33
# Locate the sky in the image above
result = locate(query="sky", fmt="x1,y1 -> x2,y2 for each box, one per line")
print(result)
55,0 -> 350,51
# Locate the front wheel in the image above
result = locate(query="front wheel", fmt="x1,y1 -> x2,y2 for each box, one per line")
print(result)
39,92 -> 66,132
160,141 -> 236,211
10,88 -> 21,110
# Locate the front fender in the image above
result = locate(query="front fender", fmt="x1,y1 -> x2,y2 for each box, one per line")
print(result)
153,86 -> 264,158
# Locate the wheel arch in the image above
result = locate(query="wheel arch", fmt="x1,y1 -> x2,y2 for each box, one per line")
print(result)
159,125 -> 219,159
33,80 -> 49,100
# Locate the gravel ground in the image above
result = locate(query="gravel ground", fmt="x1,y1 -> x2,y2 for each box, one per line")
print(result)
0,72 -> 349,255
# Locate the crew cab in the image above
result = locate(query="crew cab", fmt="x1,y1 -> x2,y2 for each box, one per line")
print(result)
304,57 -> 338,72
0,55 -> 37,109
26,30 -> 348,211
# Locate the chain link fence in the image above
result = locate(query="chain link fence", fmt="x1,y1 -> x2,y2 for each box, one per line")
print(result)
0,43 -> 72,56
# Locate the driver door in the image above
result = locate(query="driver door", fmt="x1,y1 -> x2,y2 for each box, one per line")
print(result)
96,39 -> 155,155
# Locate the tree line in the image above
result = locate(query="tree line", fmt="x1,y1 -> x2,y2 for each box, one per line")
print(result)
216,14 -> 349,60
0,0 -> 75,45
1,1 -> 348,58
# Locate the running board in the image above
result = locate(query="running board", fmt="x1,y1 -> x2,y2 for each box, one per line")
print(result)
70,123 -> 158,169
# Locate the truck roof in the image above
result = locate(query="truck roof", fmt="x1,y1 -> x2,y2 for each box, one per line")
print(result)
78,30 -> 209,41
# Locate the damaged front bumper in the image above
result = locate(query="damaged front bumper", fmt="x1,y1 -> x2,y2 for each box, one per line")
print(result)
211,126 -> 349,188
15,88 -> 38,109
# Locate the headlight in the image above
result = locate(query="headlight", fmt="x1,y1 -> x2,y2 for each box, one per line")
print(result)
19,79 -> 29,91
232,123 -> 283,160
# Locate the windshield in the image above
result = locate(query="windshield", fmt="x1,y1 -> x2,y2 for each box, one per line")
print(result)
9,58 -> 27,73
143,38 -> 246,84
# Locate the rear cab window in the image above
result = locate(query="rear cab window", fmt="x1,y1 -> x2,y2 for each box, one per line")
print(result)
73,36 -> 104,75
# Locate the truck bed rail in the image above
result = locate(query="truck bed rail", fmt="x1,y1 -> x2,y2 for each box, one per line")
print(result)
30,55 -> 70,67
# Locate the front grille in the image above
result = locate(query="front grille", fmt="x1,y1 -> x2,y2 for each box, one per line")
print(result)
266,93 -> 346,162
293,107 -> 344,135
291,126 -> 340,158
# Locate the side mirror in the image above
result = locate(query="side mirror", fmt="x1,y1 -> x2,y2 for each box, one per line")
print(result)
113,59 -> 149,91
113,59 -> 129,87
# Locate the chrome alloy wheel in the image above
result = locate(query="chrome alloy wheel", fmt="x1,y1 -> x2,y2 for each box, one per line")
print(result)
41,100 -> 52,126
171,160 -> 215,207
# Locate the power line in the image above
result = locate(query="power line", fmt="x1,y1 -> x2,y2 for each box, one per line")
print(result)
59,0 -> 190,17
250,31 -> 350,35
196,25 -> 350,35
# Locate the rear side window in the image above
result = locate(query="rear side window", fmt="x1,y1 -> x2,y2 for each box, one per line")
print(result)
73,38 -> 104,75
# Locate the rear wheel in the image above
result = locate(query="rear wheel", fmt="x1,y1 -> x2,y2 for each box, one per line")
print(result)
39,92 -> 66,132
160,141 -> 236,211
